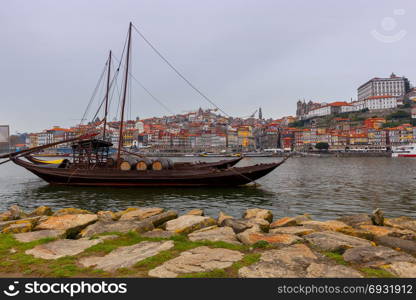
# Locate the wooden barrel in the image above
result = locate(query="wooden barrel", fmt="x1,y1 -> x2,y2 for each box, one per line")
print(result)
119,157 -> 138,171
151,158 -> 173,171
135,157 -> 152,171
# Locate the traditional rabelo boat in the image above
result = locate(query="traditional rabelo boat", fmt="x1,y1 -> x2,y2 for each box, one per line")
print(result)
0,23 -> 288,187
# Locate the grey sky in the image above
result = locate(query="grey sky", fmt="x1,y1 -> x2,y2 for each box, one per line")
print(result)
1,0 -> 415,133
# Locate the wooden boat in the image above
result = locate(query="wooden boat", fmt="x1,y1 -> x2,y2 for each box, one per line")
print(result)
12,155 -> 285,187
2,23 -> 289,187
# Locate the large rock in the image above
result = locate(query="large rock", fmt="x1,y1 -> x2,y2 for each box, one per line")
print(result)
79,241 -> 174,272
165,215 -> 216,234
221,218 -> 268,233
337,214 -> 373,227
305,262 -> 363,278
371,208 -> 384,226
35,214 -> 98,237
359,225 -> 416,240
270,226 -> 315,236
119,207 -> 164,221
79,220 -> 154,238
217,211 -> 233,225
305,231 -> 372,252
270,215 -> 310,228
243,208 -> 273,223
97,211 -> 117,222
148,246 -> 243,278
238,243 -> 362,278
25,239 -> 102,259
53,208 -> 92,216
343,246 -> 416,267
0,205 -> 24,221
188,226 -> 241,245
0,217 -> 41,231
237,230 -> 302,246
13,230 -> 66,243
29,206 -> 53,217
141,229 -> 176,239
300,220 -> 350,231
2,222 -> 32,233
385,216 -> 416,232
186,209 -> 204,216
386,262 -> 416,278
239,244 -> 317,278
374,235 -> 416,255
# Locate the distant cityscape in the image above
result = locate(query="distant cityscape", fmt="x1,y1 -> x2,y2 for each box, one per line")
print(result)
2,73 -> 416,153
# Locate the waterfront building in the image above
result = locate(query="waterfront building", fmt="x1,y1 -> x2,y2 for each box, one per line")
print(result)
357,73 -> 410,101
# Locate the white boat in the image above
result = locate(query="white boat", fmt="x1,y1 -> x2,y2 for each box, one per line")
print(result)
391,144 -> 416,157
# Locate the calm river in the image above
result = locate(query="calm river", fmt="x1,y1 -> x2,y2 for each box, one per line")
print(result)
0,157 -> 415,220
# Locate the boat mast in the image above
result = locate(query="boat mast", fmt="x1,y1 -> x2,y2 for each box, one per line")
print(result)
117,22 -> 132,166
103,50 -> 112,140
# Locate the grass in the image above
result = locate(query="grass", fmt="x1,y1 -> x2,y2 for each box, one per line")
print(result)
360,267 -> 396,278
323,251 -> 348,266
178,269 -> 228,278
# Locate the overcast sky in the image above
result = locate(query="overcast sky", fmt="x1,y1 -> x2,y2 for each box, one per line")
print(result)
1,0 -> 415,133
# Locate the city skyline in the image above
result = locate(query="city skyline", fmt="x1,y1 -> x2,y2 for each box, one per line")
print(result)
1,0 -> 416,133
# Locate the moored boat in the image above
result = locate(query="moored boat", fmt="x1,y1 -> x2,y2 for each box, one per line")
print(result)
391,144 -> 416,157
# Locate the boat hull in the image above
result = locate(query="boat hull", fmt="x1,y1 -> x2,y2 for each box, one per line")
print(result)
12,157 -> 284,187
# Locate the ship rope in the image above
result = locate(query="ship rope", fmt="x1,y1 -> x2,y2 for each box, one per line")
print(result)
131,24 -> 230,118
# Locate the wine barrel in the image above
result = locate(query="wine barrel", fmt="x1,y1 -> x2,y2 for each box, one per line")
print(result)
151,158 -> 173,171
135,157 -> 152,171
119,157 -> 138,171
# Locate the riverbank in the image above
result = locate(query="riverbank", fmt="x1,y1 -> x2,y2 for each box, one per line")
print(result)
0,205 -> 415,278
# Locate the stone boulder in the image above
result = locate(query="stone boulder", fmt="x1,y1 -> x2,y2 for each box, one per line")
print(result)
305,262 -> 363,278
188,226 -> 241,245
79,210 -> 178,238
374,235 -> 416,255
269,226 -> 315,236
119,207 -> 164,221
2,222 -> 32,234
385,216 -> 416,232
243,208 -> 273,223
0,205 -> 25,221
270,214 -> 310,228
217,211 -> 233,225
35,214 -> 98,238
343,245 -> 416,267
220,218 -> 268,233
141,229 -> 176,239
79,241 -> 174,272
371,208 -> 384,226
97,211 -> 117,222
164,215 -> 216,234
186,209 -> 204,216
53,208 -> 92,216
29,206 -> 53,217
337,214 -> 373,227
13,230 -> 66,243
237,230 -> 302,246
238,243 -> 362,278
305,231 -> 372,252
386,262 -> 416,278
300,220 -> 350,232
25,238 -> 102,259
79,220 -> 154,238
148,246 -> 243,278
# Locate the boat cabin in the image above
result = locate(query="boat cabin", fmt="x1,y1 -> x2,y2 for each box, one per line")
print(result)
71,139 -> 113,168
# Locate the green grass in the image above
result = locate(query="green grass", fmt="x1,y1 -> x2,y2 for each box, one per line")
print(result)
323,251 -> 348,266
252,240 -> 270,249
360,267 -> 396,278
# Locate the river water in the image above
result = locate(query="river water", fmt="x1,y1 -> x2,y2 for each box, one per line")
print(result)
0,157 -> 415,220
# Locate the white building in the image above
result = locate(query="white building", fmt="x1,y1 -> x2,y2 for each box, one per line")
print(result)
357,73 -> 410,101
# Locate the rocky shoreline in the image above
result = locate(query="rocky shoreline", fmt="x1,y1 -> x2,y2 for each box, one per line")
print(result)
0,205 -> 415,278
